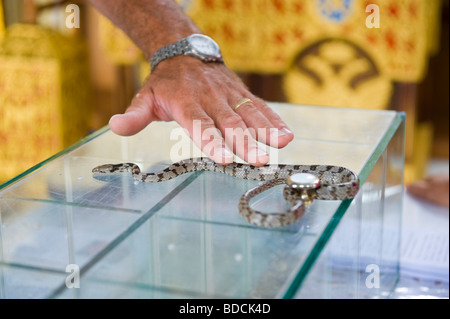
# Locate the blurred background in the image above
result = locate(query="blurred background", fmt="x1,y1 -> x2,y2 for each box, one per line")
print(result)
0,0 -> 448,185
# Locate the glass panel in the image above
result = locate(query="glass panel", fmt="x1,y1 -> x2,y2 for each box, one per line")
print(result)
0,197 -> 142,269
293,114 -> 405,298
0,103 -> 405,299
55,215 -> 319,298
0,265 -> 67,299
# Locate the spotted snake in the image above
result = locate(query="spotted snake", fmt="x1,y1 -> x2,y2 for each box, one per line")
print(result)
92,157 -> 359,227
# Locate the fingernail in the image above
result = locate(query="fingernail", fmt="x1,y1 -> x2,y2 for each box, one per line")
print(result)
281,127 -> 293,135
270,129 -> 287,139
248,148 -> 269,163
122,111 -> 139,119
215,147 -> 234,163
109,114 -> 121,122
222,148 -> 234,160
109,112 -> 137,125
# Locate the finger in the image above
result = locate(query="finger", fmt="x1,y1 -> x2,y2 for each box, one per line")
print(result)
407,176 -> 450,207
174,104 -> 235,165
406,180 -> 428,197
206,101 -> 270,166
236,96 -> 294,148
230,95 -> 294,148
407,182 -> 443,206
231,97 -> 274,144
251,96 -> 295,148
109,92 -> 157,136
427,175 -> 450,185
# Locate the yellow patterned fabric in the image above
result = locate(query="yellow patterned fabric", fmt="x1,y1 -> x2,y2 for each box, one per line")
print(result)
100,0 -> 441,108
0,24 -> 90,183
0,1 -> 4,40
98,0 -> 441,81
187,0 -> 440,82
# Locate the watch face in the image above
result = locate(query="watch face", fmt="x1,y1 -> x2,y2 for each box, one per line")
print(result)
188,34 -> 220,56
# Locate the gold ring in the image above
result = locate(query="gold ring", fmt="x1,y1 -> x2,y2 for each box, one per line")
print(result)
234,98 -> 253,112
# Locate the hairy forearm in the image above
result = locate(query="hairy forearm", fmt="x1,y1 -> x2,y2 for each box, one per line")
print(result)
87,0 -> 201,59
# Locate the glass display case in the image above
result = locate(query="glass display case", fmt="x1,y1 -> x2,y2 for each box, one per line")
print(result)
0,103 -> 405,299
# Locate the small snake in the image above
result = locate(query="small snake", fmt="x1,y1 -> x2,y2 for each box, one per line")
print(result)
92,157 -> 359,227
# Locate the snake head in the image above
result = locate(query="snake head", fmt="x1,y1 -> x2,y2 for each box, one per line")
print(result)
92,164 -> 116,174
92,163 -> 138,176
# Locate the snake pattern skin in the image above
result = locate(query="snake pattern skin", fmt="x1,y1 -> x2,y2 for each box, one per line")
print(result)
92,157 -> 359,227
237,179 -> 307,228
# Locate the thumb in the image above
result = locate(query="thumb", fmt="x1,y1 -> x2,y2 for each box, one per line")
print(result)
109,92 -> 156,136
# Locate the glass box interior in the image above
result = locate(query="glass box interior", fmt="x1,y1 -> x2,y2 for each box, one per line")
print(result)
0,103 -> 405,298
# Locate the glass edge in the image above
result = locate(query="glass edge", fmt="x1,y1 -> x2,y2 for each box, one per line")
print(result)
281,112 -> 406,299
0,126 -> 110,191
357,112 -> 406,184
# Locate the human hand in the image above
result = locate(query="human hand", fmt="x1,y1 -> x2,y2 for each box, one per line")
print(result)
109,57 -> 294,166
407,174 -> 450,207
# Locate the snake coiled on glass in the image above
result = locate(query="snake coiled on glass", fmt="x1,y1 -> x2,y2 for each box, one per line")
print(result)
92,157 -> 359,228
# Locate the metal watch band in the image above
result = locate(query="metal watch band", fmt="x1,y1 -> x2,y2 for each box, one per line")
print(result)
150,34 -> 224,72
150,38 -> 189,71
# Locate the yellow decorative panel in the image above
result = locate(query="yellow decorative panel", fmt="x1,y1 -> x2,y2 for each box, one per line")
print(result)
187,0 -> 440,82
0,24 -> 90,183
0,1 -> 4,40
283,38 -> 393,109
99,0 -> 440,83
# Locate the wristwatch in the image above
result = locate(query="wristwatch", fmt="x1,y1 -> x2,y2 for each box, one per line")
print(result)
150,34 -> 224,71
